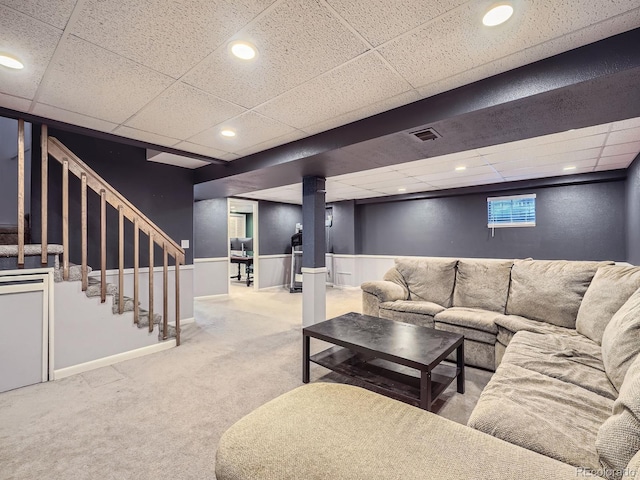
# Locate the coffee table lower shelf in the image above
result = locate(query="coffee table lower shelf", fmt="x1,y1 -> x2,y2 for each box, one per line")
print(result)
310,345 -> 460,409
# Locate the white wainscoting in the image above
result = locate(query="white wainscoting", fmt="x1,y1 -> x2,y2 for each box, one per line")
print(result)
258,254 -> 291,289
194,257 -> 229,297
95,264 -> 194,320
325,255 -> 397,287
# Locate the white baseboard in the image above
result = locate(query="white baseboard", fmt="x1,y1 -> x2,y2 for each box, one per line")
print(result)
258,284 -> 288,291
194,293 -> 229,300
53,340 -> 177,380
169,317 -> 194,326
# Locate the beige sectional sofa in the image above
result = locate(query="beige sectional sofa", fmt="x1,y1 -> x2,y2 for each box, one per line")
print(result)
215,257 -> 640,479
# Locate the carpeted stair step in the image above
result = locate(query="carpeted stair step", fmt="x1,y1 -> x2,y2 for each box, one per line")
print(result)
85,277 -> 118,297
158,323 -> 177,340
54,262 -> 93,283
111,295 -> 138,314
137,309 -> 162,329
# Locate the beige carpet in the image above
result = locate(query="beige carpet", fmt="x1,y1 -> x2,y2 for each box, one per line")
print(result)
0,285 -> 492,479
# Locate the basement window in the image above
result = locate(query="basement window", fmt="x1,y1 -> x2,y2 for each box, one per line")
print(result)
487,194 -> 536,228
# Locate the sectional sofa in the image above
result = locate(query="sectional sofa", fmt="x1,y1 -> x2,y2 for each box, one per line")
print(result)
215,257 -> 640,480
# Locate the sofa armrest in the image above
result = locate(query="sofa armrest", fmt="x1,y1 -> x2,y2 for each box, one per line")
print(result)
361,280 -> 408,303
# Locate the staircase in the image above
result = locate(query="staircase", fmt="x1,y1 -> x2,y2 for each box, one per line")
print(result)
6,120 -> 184,348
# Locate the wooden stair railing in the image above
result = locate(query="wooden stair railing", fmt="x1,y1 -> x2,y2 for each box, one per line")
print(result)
10,122 -> 184,345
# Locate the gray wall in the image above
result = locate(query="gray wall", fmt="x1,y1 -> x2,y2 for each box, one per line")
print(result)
356,181 -> 627,261
627,155 -> 640,265
30,127 -> 194,268
258,201 -> 302,255
0,117 -> 31,226
193,199 -> 228,258
328,200 -> 356,254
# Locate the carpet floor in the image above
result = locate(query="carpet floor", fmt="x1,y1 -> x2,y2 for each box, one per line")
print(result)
0,285 -> 492,479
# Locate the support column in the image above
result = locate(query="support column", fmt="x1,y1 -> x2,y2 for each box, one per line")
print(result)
302,176 -> 326,327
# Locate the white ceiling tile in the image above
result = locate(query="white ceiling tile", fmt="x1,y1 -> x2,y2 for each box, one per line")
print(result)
428,172 -> 503,187
396,155 -> 487,176
325,0 -> 467,47
188,111 -> 297,154
358,177 -> 423,190
594,163 -> 629,172
607,126 -> 640,145
340,170 -> 407,186
331,165 -> 398,181
173,141 -> 230,159
0,5 -> 62,98
504,167 -> 594,182
220,152 -> 241,161
32,103 -> 118,132
147,152 -> 211,169
492,148 -> 601,172
597,153 -> 637,167
235,130 -> 308,157
301,89 -> 421,136
70,0 -> 275,78
125,82 -> 246,140
483,135 -> 607,164
500,159 -> 597,178
612,117 -> 640,131
1,0 -> 77,30
601,141 -> 640,157
0,93 -> 31,112
255,52 -> 412,130
373,183 -> 435,195
38,36 -> 174,124
183,0 -> 368,108
112,126 -> 179,147
414,165 -> 498,183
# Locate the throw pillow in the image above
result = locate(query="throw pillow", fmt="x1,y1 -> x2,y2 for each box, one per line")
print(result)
596,355 -> 640,480
601,287 -> 640,391
576,265 -> 640,344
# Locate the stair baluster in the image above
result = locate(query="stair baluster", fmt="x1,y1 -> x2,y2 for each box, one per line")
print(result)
17,119 -> 25,267
81,174 -> 88,291
149,233 -> 154,333
100,189 -> 107,303
163,244 -> 168,341
133,219 -> 139,324
118,206 -> 124,314
62,159 -> 69,280
40,124 -> 48,265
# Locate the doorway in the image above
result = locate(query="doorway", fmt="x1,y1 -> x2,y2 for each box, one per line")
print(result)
228,198 -> 258,292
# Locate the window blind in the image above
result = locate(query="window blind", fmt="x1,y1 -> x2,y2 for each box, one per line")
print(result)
487,194 -> 536,228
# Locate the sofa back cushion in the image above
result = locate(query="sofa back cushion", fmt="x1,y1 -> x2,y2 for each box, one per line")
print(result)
576,265 -> 640,345
453,259 -> 513,313
506,259 -> 612,328
394,257 -> 458,307
596,354 -> 640,479
601,287 -> 640,392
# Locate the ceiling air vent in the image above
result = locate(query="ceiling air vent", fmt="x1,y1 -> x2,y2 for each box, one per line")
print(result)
411,127 -> 441,142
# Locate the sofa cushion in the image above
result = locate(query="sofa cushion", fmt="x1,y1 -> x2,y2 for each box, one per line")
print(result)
394,257 -> 458,307
501,331 -> 617,400
216,383 -> 580,480
452,259 -> 513,313
468,362 -> 613,471
506,259 -> 612,328
495,314 -> 579,347
597,355 -> 640,479
380,300 -> 445,316
576,265 -> 640,344
378,302 -> 439,328
434,307 -> 499,334
602,287 -> 640,391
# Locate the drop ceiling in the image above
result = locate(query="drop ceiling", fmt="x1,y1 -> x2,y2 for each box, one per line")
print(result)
241,117 -> 640,204
1,0 -> 640,168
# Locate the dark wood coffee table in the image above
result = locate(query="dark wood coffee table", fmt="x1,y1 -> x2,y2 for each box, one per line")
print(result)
302,312 -> 464,411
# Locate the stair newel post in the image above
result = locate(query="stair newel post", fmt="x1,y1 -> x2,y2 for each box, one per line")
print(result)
175,255 -> 180,346
118,206 -> 124,314
149,233 -> 154,333
163,244 -> 168,341
81,174 -> 88,291
133,219 -> 139,324
41,125 -> 48,265
62,158 -> 69,280
100,189 -> 107,303
17,119 -> 25,267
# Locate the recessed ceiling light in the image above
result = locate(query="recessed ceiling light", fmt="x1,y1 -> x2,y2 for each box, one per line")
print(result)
482,4 -> 514,26
221,129 -> 236,137
455,166 -> 467,171
563,166 -> 577,171
229,41 -> 257,60
0,54 -> 24,70
398,187 -> 407,192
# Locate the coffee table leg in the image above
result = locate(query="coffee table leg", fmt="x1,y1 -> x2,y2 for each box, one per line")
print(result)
457,341 -> 465,394
302,334 -> 310,383
420,370 -> 432,411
